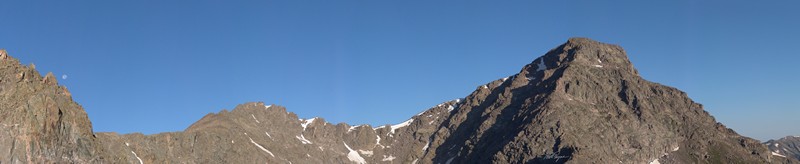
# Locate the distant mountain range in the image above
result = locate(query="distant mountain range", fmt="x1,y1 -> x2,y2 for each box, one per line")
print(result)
0,38 -> 797,163
767,136 -> 800,161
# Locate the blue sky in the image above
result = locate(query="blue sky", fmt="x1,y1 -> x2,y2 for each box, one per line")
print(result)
1,0 -> 797,141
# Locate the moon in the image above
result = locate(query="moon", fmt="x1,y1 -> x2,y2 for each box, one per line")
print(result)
61,74 -> 67,80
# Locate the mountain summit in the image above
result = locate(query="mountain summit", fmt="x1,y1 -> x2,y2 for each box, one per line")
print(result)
0,38 -> 796,163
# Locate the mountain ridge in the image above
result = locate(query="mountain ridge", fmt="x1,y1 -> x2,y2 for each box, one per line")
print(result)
1,38 -> 797,163
767,136 -> 800,160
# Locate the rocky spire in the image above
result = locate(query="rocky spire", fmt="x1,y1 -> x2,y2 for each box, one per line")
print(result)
43,72 -> 58,85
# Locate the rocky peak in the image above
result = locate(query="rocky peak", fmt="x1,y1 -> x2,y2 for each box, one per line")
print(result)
528,37 -> 638,77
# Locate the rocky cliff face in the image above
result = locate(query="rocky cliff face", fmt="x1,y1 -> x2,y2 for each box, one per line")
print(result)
0,49 -> 105,163
767,136 -> 800,161
0,38 -> 796,163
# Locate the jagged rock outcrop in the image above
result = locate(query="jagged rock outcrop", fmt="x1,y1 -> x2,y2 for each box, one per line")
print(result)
1,39 -> 797,163
767,136 -> 800,161
0,49 -> 105,163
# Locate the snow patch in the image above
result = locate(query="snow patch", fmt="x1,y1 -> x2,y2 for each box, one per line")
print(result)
502,77 -> 509,82
773,151 -> 787,158
348,125 -> 363,133
358,150 -> 373,156
265,132 -> 273,140
775,143 -> 780,147
445,157 -> 455,164
249,137 -> 275,157
422,140 -> 430,152
597,59 -> 602,63
265,105 -> 272,108
536,57 -> 547,71
343,142 -> 367,164
672,146 -> 679,151
389,119 -> 414,134
382,155 -> 396,161
300,118 -> 317,131
447,105 -> 455,111
251,114 -> 260,123
296,135 -> 312,144
411,159 -> 419,164
481,85 -> 488,89
649,158 -> 660,164
125,142 -> 143,164
131,151 -> 143,164
593,65 -> 603,68
375,135 -> 385,148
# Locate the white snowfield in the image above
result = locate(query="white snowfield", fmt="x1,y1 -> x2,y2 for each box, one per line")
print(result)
389,119 -> 414,135
343,142 -> 367,164
300,118 -> 317,131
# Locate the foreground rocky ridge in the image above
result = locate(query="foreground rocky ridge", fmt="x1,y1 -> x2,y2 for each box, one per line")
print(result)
0,38 -> 797,163
0,50 -> 103,163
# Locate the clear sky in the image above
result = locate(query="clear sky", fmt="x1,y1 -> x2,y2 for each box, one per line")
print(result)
1,0 -> 797,141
